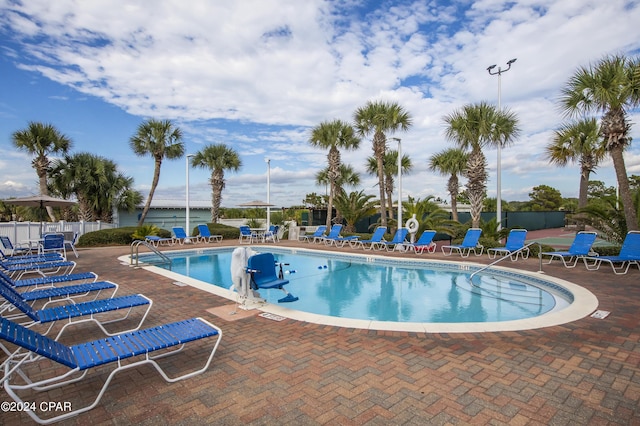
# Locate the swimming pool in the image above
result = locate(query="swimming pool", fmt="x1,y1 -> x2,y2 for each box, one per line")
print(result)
129,246 -> 598,333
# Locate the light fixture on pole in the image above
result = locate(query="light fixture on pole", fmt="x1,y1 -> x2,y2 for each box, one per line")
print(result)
185,154 -> 195,243
391,138 -> 402,230
265,158 -> 271,229
487,58 -> 516,231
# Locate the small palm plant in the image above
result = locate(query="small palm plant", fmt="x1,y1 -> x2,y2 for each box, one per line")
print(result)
332,190 -> 377,233
132,224 -> 161,241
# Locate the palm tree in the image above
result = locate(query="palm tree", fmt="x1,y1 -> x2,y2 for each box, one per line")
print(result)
11,122 -> 72,221
354,100 -> 413,228
316,164 -> 361,226
443,102 -> 520,228
366,150 -> 412,222
315,164 -> 361,189
332,190 -> 377,232
428,148 -> 469,222
192,144 -> 242,223
96,172 -> 142,222
309,119 -> 361,229
546,118 -> 606,212
559,54 -> 640,231
49,152 -> 142,222
129,119 -> 184,226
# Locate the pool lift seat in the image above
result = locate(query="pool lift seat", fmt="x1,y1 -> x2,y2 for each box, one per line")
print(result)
247,253 -> 298,303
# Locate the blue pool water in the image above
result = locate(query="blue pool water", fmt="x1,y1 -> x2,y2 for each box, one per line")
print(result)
146,248 -> 568,323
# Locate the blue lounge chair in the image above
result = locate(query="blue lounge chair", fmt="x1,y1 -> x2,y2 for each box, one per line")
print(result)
247,252 -> 298,303
323,224 -> 359,247
320,224 -> 348,245
0,281 -> 152,337
487,229 -> 529,260
172,227 -> 190,244
582,231 -> 640,274
0,252 -> 63,267
1,259 -> 77,280
0,316 -> 221,424
441,228 -> 484,257
381,228 -> 410,251
349,226 -> 387,249
541,231 -> 597,268
299,225 -> 327,243
197,224 -> 222,243
145,235 -> 174,247
0,236 -> 32,257
0,277 -> 118,306
0,269 -> 97,290
405,230 -> 437,254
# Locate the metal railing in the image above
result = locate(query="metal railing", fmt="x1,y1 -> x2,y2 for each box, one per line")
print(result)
130,239 -> 172,269
469,241 -> 544,283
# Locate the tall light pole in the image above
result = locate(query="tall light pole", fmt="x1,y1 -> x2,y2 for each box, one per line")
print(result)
265,158 -> 271,229
185,154 -> 195,243
391,138 -> 402,230
487,58 -> 516,231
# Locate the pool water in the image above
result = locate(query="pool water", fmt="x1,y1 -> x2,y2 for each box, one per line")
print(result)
150,248 -> 565,324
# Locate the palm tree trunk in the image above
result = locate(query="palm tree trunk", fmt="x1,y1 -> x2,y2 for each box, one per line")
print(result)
374,133 -> 387,227
610,145 -> 638,231
211,169 -> 224,223
326,147 -> 341,229
573,166 -> 590,230
385,173 -> 394,222
77,196 -> 94,222
466,148 -> 488,228
326,188 -> 335,229
448,175 -> 459,222
37,165 -> 56,222
138,158 -> 162,226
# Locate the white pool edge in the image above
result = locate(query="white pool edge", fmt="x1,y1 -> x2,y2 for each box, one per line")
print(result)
119,246 -> 599,333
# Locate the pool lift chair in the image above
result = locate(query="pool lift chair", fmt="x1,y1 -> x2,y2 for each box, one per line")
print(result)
247,252 -> 299,303
230,248 -> 299,312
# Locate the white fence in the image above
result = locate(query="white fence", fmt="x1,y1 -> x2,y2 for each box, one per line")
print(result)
0,221 -> 115,245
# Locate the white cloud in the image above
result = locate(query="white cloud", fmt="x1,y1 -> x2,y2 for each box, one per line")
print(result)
1,0 -> 639,208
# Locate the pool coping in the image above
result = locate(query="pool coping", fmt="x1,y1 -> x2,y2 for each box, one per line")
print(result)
120,245 -> 599,333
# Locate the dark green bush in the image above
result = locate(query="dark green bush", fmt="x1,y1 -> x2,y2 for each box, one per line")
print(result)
77,226 -> 172,247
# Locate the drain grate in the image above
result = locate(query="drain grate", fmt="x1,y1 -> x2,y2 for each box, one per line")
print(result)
590,310 -> 610,319
259,312 -> 285,321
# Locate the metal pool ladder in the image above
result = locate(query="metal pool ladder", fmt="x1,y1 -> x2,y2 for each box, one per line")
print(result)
468,241 -> 544,284
130,239 -> 172,269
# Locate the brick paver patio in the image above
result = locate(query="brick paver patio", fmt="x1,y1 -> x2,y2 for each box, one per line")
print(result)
2,234 -> 639,425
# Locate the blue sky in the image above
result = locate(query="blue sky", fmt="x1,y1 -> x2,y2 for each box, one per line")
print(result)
1,0 -> 639,210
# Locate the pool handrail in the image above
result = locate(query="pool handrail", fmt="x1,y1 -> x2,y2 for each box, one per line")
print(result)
469,241 -> 543,283
130,239 -> 172,270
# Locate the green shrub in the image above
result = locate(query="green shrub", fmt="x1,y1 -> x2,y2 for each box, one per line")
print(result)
78,226 -> 172,247
131,224 -> 162,240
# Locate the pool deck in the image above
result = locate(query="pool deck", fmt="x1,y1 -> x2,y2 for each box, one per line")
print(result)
3,229 -> 640,424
